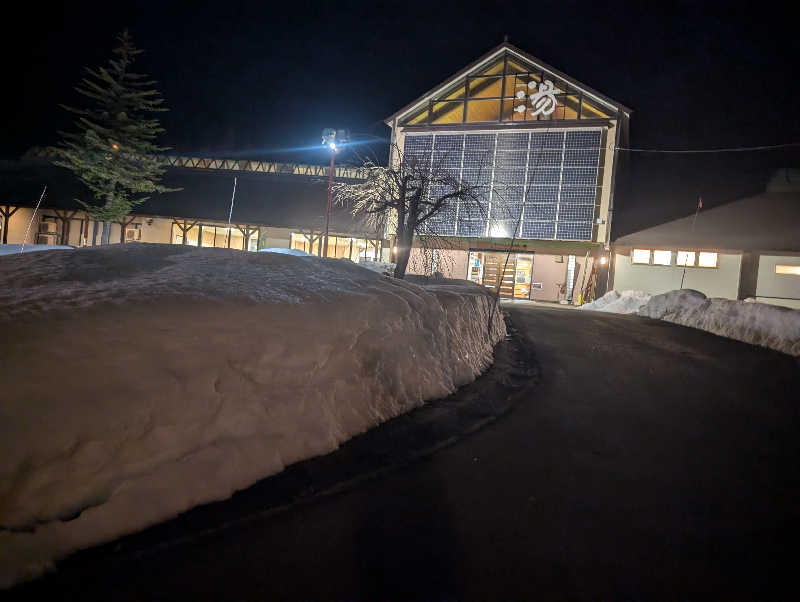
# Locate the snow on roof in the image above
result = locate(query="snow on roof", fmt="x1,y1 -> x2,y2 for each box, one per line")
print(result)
614,170 -> 800,252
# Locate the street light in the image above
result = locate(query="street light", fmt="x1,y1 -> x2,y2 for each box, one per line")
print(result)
321,128 -> 349,258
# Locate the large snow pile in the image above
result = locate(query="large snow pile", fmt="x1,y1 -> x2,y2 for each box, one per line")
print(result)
638,289 -> 800,357
0,244 -> 505,587
256,247 -> 310,256
355,260 -> 396,275
578,289 -> 652,314
0,244 -> 74,255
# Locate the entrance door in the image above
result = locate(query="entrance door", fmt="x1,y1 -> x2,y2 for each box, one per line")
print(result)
467,251 -> 533,299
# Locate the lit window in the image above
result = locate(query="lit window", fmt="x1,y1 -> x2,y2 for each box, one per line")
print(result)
776,264 -> 800,276
698,252 -> 718,268
653,250 -> 672,266
676,251 -> 696,266
631,249 -> 651,264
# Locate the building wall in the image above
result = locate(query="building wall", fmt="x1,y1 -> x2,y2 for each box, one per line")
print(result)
612,252 -> 742,299
407,247 -> 469,279
595,122 -> 616,246
755,254 -> 800,309
531,254 -> 567,301
1,208 -> 38,244
261,227 -> 292,249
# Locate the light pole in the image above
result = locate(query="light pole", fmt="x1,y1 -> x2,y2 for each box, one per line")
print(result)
320,128 -> 349,258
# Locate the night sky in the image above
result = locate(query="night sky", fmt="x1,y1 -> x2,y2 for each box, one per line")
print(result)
3,0 -> 798,235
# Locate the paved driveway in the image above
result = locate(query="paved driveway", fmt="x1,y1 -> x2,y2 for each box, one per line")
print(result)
11,305 -> 800,600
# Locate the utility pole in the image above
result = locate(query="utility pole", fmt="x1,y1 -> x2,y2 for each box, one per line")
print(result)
320,128 -> 349,258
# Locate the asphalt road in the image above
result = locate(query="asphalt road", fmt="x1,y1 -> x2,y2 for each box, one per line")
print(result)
10,305 -> 800,600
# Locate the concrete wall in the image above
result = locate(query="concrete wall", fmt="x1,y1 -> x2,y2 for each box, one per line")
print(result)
613,252 -> 742,299
755,254 -> 800,309
1,208 -> 37,244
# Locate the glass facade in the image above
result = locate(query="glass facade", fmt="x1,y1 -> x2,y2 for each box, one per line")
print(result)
290,232 -> 382,261
404,129 -> 604,241
400,51 -> 613,126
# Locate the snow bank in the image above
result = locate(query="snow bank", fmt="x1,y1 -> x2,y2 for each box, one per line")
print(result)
256,247 -> 310,256
0,244 -> 74,255
0,244 -> 505,587
638,289 -> 800,356
355,260 -> 396,275
578,289 -> 652,314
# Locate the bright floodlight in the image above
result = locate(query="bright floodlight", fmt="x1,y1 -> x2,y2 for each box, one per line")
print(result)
329,142 -> 337,150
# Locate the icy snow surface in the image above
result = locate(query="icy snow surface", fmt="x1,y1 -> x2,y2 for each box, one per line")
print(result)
0,244 -> 74,255
256,247 -> 310,256
0,243 -> 505,587
577,289 -> 652,314
639,289 -> 800,357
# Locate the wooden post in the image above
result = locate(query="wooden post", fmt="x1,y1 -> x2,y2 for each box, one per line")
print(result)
197,225 -> 203,247
1,205 -> 20,244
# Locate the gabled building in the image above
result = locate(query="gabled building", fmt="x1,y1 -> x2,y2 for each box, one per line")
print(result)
611,169 -> 800,309
386,41 -> 631,301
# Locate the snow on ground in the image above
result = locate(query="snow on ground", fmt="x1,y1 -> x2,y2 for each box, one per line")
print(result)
577,289 -> 652,314
0,243 -> 505,587
0,244 -> 74,255
639,289 -> 800,357
256,247 -> 310,256
354,260 -> 396,275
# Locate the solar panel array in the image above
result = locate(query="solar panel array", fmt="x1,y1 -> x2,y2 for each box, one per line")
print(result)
404,129 -> 603,241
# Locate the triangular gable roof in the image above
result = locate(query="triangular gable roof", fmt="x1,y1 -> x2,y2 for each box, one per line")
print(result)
614,180 -> 800,253
385,42 -> 631,125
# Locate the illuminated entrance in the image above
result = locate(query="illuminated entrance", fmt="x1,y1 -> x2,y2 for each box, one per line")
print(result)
467,251 -> 534,299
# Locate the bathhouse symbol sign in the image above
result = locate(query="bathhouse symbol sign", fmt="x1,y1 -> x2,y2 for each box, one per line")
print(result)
514,79 -> 558,116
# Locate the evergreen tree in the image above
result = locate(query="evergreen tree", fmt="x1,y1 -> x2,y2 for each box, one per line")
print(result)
52,30 -> 175,244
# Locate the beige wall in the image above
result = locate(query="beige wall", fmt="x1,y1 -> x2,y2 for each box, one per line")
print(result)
262,227 -> 292,249
407,247 -> 469,279
1,208 -> 38,244
595,122 -> 615,245
613,251 -> 742,299
755,255 -> 800,309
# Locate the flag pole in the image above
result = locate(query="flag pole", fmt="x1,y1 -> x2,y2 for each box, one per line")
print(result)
679,195 -> 702,289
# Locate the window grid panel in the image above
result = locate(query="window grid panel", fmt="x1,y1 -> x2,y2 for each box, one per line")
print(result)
527,149 -> 563,167
555,221 -> 593,240
525,203 -> 558,220
530,131 -> 565,149
565,130 -> 602,148
528,168 -> 562,186
559,187 -> 598,203
496,132 -> 530,150
557,204 -> 595,221
457,220 -> 486,237
494,150 -> 528,167
563,148 -> 600,167
522,221 -> 556,239
401,129 -> 602,241
561,168 -> 598,187
526,186 -> 560,202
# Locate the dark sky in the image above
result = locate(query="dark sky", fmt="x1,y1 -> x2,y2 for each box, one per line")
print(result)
3,0 -> 799,234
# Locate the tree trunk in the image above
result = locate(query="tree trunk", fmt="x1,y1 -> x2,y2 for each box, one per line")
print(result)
393,229 -> 414,279
92,221 -> 99,246
101,221 -> 111,245
120,223 -> 126,244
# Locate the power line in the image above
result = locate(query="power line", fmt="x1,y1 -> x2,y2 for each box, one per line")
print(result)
616,142 -> 800,154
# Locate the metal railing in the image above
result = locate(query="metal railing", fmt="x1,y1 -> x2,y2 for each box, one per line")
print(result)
164,156 -> 368,180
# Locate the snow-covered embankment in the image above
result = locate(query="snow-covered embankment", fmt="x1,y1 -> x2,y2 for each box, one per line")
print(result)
580,289 -> 800,356
0,244 -> 505,587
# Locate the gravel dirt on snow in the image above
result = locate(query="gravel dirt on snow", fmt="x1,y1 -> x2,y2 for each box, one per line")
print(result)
0,243 -> 505,587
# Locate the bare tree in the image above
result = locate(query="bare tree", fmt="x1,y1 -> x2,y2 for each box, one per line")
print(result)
334,143 -> 490,279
